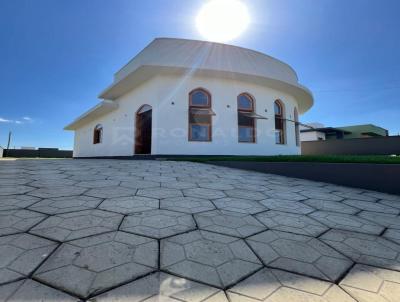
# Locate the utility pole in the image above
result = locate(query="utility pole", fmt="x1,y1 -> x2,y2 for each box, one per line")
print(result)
6,131 -> 11,149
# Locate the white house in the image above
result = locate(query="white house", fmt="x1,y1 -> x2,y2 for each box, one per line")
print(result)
65,38 -> 313,157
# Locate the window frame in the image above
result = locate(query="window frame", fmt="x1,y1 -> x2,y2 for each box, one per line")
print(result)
93,124 -> 103,144
274,100 -> 286,145
237,93 -> 256,143
188,88 -> 212,142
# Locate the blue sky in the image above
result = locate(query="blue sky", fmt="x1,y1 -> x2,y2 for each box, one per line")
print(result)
1,0 -> 399,149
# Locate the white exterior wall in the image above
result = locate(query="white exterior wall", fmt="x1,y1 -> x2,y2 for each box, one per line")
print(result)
73,74 -> 301,157
300,131 -> 326,142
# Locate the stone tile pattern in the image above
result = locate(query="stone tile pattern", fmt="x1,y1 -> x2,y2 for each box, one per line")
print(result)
1,159 -> 400,300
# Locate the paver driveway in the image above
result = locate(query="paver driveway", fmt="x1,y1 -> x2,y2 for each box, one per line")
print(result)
0,159 -> 400,301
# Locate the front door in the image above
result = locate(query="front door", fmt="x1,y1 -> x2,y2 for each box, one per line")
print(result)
135,105 -> 152,154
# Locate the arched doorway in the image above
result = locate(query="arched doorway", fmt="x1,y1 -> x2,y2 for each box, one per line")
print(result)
135,104 -> 152,154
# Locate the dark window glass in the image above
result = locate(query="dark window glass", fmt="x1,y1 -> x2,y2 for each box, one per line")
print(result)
190,125 -> 210,141
191,91 -> 209,106
238,113 -> 253,127
239,127 -> 253,142
238,94 -> 253,110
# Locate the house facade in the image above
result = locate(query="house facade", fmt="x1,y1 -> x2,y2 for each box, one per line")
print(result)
65,38 -> 313,157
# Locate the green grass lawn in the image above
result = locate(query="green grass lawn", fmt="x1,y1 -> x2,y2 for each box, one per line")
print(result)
170,155 -> 400,164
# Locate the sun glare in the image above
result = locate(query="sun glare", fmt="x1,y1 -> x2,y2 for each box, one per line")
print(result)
196,0 -> 250,43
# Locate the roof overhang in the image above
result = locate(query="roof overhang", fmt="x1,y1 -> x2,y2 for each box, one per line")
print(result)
99,65 -> 314,114
64,100 -> 118,130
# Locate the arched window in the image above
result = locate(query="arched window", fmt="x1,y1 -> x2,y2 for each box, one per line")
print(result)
237,93 -> 255,143
189,88 -> 213,141
294,107 -> 300,146
274,100 -> 285,144
93,124 -> 103,144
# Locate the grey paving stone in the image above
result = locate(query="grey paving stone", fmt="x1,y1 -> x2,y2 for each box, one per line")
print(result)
194,210 -> 266,238
213,197 -> 266,214
320,229 -> 400,271
89,272 -> 228,302
0,209 -> 47,236
228,268 -> 356,302
28,186 -> 87,198
121,209 -> 196,239
76,180 -> 120,188
0,279 -> 78,302
233,183 -> 268,192
0,233 -> 57,285
255,211 -> 328,237
161,197 -> 215,214
34,231 -> 158,299
183,188 -> 226,199
264,191 -> 307,201
137,187 -> 183,199
85,186 -> 137,198
343,199 -> 400,214
384,228 -> 400,244
379,199 -> 400,210
334,191 -> 378,202
30,209 -> 123,242
303,198 -> 359,214
309,211 -> 384,235
0,185 -> 35,196
161,181 -> 198,189
246,230 -> 353,282
28,196 -> 102,215
340,264 -> 400,302
365,191 -> 400,202
299,190 -> 344,201
161,230 -> 262,288
358,211 -> 400,229
198,182 -> 235,190
224,189 -> 266,201
119,180 -> 160,189
98,196 -> 159,214
29,178 -> 78,187
0,195 -> 41,211
259,198 -> 315,214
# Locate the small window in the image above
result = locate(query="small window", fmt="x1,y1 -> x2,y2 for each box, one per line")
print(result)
294,107 -> 300,146
189,88 -> 212,141
274,100 -> 285,144
93,124 -> 103,144
237,94 -> 255,143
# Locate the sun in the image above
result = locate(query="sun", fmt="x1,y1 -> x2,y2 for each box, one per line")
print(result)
196,0 -> 250,43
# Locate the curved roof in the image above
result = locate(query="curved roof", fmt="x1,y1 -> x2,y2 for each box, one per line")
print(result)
100,38 -> 313,113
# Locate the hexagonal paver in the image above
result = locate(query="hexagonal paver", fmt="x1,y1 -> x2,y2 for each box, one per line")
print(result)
213,197 -> 266,214
340,264 -> 400,302
119,180 -> 160,189
198,182 -> 235,190
30,209 -> 123,242
309,211 -> 384,235
161,197 -> 215,214
228,267 -> 356,302
384,228 -> 400,244
28,186 -> 87,198
334,191 -> 377,202
0,279 -> 78,301
76,180 -> 120,188
246,230 -> 353,282
195,209 -> 266,238
137,188 -> 183,199
98,196 -> 159,214
28,195 -> 103,215
161,181 -> 198,189
34,231 -> 158,299
29,178 -> 77,187
299,190 -> 344,201
0,233 -> 57,285
343,199 -> 400,214
89,272 -> 227,302
259,198 -> 314,214
358,211 -> 400,229
121,209 -> 196,239
161,230 -> 262,288
0,185 -> 35,196
183,188 -> 226,199
85,186 -> 137,198
0,195 -> 41,211
0,209 -> 47,236
320,229 -> 400,271
379,199 -> 400,210
264,191 -> 307,201
255,211 -> 328,237
303,199 -> 359,214
364,191 -> 400,202
224,189 -> 266,201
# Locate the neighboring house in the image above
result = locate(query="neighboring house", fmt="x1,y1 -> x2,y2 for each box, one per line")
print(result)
300,123 -> 388,142
0,146 -> 3,158
65,38 -> 313,157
